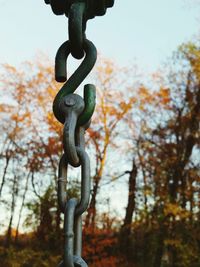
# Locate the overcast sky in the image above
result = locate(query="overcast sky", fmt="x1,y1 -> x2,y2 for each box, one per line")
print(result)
0,0 -> 200,73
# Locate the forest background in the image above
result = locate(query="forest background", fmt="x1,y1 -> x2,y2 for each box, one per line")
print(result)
0,1 -> 200,267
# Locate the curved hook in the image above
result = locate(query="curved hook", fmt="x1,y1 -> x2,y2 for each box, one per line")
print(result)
54,39 -> 97,124
77,84 -> 96,126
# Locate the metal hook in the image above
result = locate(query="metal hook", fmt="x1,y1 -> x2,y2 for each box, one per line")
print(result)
78,84 -> 96,126
53,39 -> 97,125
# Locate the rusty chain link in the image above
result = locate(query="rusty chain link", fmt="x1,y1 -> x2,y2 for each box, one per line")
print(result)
44,1 -> 114,266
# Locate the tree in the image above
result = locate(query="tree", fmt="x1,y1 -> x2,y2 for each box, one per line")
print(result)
85,58 -> 137,229
0,60 -> 62,244
130,42 -> 200,267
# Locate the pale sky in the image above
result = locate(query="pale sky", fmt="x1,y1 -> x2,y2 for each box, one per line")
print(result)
0,0 -> 200,72
1,0 -> 200,231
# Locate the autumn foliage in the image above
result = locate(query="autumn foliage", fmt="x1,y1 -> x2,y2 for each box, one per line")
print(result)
0,43 -> 200,267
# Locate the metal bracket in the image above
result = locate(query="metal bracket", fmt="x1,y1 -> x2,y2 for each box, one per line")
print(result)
44,0 -> 115,19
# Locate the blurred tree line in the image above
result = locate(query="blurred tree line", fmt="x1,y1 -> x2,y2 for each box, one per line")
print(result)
0,41 -> 200,267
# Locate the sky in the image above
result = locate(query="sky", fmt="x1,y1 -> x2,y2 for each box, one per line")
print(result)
0,0 -> 200,231
0,0 -> 200,73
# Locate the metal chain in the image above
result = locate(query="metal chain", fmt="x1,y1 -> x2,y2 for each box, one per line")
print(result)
44,1 -> 115,266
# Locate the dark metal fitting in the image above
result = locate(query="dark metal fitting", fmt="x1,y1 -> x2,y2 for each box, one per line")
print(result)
84,0 -> 115,19
106,0 -> 114,8
44,0 -> 69,15
45,0 -> 115,19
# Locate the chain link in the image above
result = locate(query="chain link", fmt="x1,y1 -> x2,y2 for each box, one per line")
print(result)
44,1 -> 115,266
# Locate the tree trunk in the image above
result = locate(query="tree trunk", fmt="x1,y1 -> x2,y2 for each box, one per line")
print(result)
0,155 -> 10,198
181,175 -> 187,209
85,176 -> 100,229
153,223 -> 165,267
15,172 -> 30,243
6,174 -> 18,247
120,159 -> 137,261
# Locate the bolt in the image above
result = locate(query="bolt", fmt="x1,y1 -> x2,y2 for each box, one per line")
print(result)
64,96 -> 76,107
